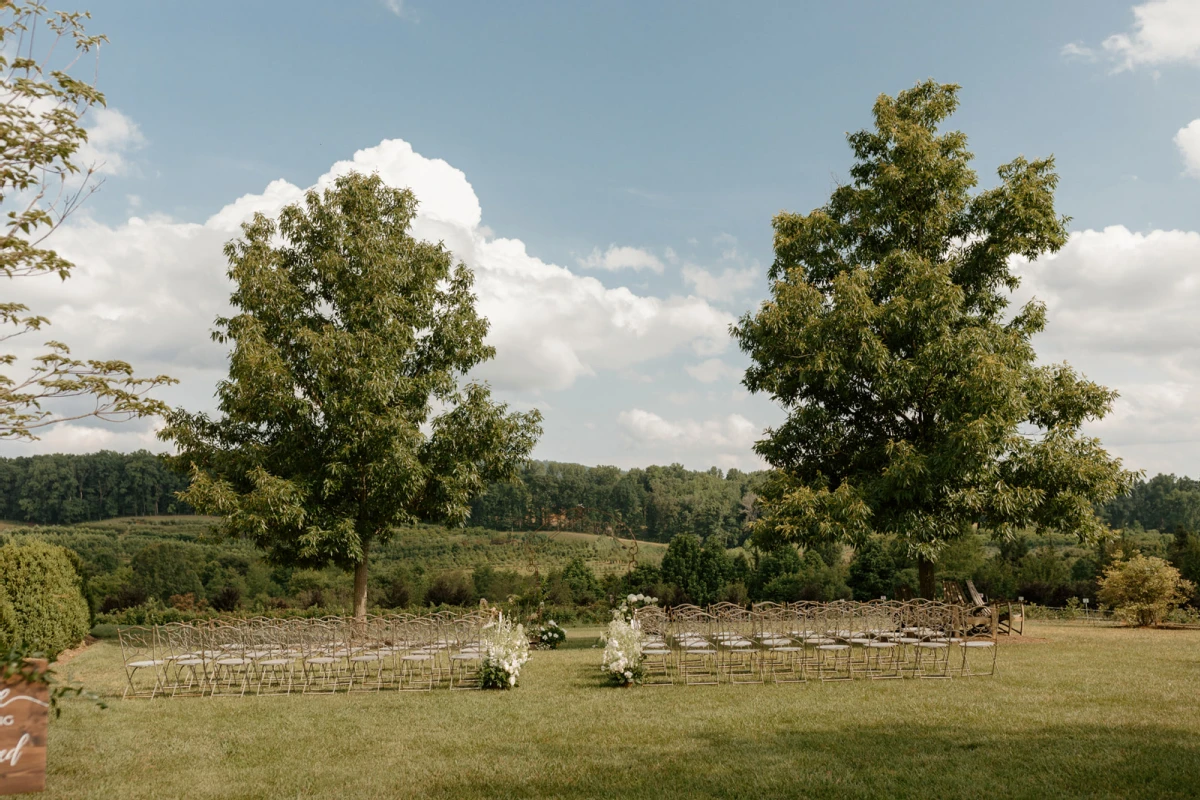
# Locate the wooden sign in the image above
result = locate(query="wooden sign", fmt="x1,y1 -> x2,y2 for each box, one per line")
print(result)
0,660 -> 49,796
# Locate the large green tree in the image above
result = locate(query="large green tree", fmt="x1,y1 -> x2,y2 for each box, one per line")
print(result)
161,172 -> 542,618
733,81 -> 1135,597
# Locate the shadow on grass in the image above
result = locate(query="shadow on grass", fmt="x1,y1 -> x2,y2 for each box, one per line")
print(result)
427,721 -> 1200,800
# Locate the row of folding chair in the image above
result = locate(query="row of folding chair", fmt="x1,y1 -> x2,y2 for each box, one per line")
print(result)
118,611 -> 493,699
632,600 -> 997,685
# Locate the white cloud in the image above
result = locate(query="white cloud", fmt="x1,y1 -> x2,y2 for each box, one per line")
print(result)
4,138 -> 736,451
1011,225 -> 1200,474
1175,119 -> 1200,177
617,408 -> 763,469
77,107 -> 145,176
578,245 -> 665,274
381,0 -> 414,19
681,264 -> 758,301
685,358 -> 743,385
1061,42 -> 1098,61
1095,0 -> 1200,70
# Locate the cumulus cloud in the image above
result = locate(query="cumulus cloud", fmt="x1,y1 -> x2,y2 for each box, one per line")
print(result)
4,138 -> 736,452
77,107 -> 146,176
685,358 -> 743,385
1078,0 -> 1200,70
577,245 -> 665,273
617,408 -> 763,469
1176,119 -> 1200,177
1011,225 -> 1200,474
681,264 -> 758,301
1061,42 -> 1098,61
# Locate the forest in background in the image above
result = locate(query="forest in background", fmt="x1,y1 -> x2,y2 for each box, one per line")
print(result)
0,452 -> 1198,624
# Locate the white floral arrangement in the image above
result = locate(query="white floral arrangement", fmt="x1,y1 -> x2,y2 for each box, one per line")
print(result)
600,614 -> 646,686
600,594 -> 657,686
537,619 -> 566,649
614,593 -> 659,624
478,612 -> 531,689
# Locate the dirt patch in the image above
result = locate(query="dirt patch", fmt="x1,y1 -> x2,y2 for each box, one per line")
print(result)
53,635 -> 99,667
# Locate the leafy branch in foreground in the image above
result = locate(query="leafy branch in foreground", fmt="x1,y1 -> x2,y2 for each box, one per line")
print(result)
0,1 -> 174,440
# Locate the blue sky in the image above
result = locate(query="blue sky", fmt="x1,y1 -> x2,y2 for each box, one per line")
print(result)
10,0 -> 1200,476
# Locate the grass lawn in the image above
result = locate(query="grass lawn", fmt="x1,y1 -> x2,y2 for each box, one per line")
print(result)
42,622 -> 1200,799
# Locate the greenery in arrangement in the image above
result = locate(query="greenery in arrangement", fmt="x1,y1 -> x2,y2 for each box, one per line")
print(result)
0,539 -> 90,657
159,172 -> 542,619
478,613 -> 530,689
0,1 -> 173,441
600,593 -> 657,686
734,80 -> 1135,596
536,620 -> 566,649
1097,551 -> 1195,626
600,615 -> 645,686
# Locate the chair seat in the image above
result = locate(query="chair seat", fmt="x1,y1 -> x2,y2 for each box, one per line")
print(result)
216,658 -> 251,666
817,644 -> 849,651
642,649 -> 671,656
128,659 -> 165,668
402,654 -> 434,661
761,638 -> 791,646
963,641 -> 995,648
917,642 -> 948,649
866,642 -> 896,649
450,653 -> 480,660
258,658 -> 293,666
770,646 -> 804,653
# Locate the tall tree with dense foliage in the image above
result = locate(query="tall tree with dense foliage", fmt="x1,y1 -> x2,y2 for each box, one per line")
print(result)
0,1 -> 173,440
161,172 -> 542,619
733,80 -> 1135,596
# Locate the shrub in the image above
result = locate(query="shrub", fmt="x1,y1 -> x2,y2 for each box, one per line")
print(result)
1097,551 -> 1195,626
425,571 -> 475,607
209,585 -> 242,612
0,591 -> 16,649
0,540 -> 91,657
131,541 -> 205,604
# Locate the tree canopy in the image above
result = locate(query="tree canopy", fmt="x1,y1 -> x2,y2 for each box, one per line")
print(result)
733,80 -> 1135,596
161,172 -> 542,618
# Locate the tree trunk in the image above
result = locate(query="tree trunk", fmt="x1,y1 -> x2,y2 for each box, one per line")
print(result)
918,555 -> 936,599
353,540 -> 370,622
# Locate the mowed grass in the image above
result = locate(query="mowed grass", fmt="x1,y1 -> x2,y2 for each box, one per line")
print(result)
43,623 -> 1200,800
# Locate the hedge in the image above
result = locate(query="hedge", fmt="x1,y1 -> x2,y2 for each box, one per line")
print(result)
0,540 -> 91,658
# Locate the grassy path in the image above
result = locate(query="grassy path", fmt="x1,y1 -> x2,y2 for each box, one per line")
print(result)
41,623 -> 1200,799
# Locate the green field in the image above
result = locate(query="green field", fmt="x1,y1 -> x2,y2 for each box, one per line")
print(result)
40,623 -> 1200,799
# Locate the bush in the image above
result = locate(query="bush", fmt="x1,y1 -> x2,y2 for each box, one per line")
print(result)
0,540 -> 91,657
131,541 -> 205,604
425,571 -> 475,607
1097,551 -> 1195,626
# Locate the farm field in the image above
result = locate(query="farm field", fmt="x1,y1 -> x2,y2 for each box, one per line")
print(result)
42,623 -> 1200,800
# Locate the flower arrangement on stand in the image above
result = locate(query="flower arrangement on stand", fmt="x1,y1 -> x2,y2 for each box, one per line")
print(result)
537,619 -> 566,649
600,594 -> 657,686
614,593 -> 659,623
478,612 -> 531,689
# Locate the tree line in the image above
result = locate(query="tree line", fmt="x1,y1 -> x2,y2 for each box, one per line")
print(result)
469,461 -> 767,545
0,450 -> 192,524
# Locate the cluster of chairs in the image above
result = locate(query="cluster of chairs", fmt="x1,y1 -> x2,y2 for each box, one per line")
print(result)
117,611 -> 496,699
633,600 -> 998,685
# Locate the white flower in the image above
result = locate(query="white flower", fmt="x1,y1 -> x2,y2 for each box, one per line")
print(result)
624,670 -> 632,679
